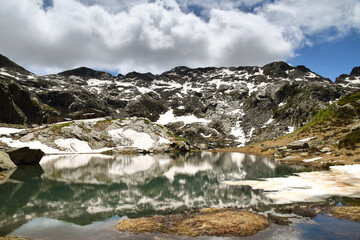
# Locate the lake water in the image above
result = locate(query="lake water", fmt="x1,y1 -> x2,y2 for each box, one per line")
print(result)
0,152 -> 359,240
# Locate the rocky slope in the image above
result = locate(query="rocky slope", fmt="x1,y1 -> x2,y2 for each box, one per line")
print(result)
0,53 -> 359,148
228,90 -> 360,169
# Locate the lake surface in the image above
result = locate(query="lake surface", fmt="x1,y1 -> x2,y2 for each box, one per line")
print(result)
1,152 -> 359,239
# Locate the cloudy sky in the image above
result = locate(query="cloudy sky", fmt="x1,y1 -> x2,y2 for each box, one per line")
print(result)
0,0 -> 359,80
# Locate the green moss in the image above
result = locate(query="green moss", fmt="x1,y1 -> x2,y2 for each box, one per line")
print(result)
50,122 -> 73,133
338,90 -> 360,107
167,131 -> 189,142
338,128 -> 360,149
143,119 -> 151,124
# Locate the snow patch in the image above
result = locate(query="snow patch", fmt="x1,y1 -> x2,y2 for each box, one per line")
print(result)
156,109 -> 210,125
108,128 -> 155,150
55,138 -> 93,152
0,137 -> 61,154
0,127 -> 24,136
285,126 -> 295,134
262,118 -> 274,128
303,157 -> 323,162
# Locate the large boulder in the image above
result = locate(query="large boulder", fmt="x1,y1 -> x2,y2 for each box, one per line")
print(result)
0,151 -> 16,171
6,147 -> 44,165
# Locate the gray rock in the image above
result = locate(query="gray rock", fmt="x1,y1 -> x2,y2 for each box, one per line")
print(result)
282,156 -> 300,161
320,147 -> 331,153
299,152 -> 309,157
6,147 -> 44,165
0,151 -> 16,171
350,123 -> 360,131
287,141 -> 309,150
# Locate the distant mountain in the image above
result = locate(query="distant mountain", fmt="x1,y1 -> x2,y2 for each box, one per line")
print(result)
0,53 -> 358,148
58,67 -> 113,79
335,66 -> 360,89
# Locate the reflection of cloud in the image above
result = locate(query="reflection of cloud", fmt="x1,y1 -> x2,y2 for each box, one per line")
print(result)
225,164 -> 360,204
109,155 -> 158,175
41,154 -> 112,169
164,161 -> 213,181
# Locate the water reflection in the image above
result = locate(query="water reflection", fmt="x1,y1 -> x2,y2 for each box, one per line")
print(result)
0,152 -> 296,235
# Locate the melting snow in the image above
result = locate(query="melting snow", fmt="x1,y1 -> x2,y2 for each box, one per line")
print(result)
55,138 -> 93,152
87,79 -> 112,86
224,164 -> 360,204
262,118 -> 274,128
278,102 -> 286,107
156,109 -> 210,125
0,127 -> 24,136
285,126 -> 295,134
0,137 -> 61,154
298,137 -> 316,142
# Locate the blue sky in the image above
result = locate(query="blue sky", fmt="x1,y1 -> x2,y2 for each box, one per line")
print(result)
0,0 -> 359,80
290,33 -> 360,81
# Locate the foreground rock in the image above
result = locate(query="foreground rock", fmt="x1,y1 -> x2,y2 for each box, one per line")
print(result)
5,147 -> 44,165
117,208 -> 269,237
329,206 -> 360,222
0,151 -> 16,171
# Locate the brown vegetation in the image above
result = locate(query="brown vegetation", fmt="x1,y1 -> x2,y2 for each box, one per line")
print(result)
116,208 -> 269,237
329,206 -> 360,222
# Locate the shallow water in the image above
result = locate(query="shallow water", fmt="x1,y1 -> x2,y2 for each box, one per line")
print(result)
0,152 -> 359,239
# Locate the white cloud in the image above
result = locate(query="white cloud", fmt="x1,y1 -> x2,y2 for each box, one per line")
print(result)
0,0 -> 358,75
260,0 -> 360,46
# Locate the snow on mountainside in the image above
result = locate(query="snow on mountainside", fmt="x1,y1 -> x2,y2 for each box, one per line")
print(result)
0,53 -> 358,148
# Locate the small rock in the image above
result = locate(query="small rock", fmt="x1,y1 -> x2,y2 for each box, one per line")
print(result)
299,152 -> 309,157
282,156 -> 300,161
287,141 -> 309,150
350,123 -> 360,132
320,147 -> 331,153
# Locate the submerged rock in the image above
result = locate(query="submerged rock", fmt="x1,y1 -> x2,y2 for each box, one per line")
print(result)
117,208 -> 269,237
6,147 -> 44,165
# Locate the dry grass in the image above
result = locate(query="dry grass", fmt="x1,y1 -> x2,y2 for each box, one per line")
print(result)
329,206 -> 360,222
116,208 -> 269,237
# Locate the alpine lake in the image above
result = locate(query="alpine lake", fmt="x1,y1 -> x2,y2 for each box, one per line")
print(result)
1,152 -> 360,240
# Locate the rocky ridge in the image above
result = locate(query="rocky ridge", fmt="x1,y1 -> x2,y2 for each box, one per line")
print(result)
0,54 -> 359,148
0,117 -> 190,154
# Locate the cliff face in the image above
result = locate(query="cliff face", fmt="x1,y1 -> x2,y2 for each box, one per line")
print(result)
0,53 -> 358,147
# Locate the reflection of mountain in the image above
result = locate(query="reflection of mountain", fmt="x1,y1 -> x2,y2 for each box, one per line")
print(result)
0,152 -> 296,235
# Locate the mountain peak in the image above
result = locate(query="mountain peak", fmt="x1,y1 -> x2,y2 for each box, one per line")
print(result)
350,66 -> 360,76
58,67 -> 113,78
0,54 -> 30,74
